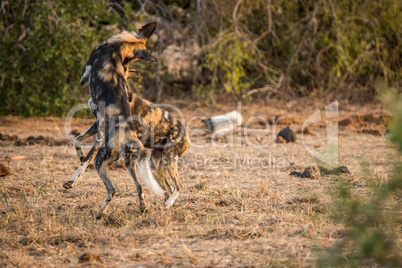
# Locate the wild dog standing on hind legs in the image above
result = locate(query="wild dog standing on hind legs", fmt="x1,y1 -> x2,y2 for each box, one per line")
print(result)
64,23 -> 242,213
78,22 -> 170,218
64,24 -> 190,209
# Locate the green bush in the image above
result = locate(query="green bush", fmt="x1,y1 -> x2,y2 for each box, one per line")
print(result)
0,0 -> 121,116
1,1 -> 401,115
192,0 -> 401,101
193,32 -> 254,101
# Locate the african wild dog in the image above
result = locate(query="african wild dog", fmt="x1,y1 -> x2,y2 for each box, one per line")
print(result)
64,23 -> 242,215
77,22 -> 169,218
62,68 -> 138,190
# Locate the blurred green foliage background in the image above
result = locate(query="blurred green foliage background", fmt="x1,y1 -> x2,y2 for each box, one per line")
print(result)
0,0 -> 400,116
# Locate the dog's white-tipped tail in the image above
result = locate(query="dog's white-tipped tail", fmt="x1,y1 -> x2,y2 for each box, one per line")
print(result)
137,158 -> 165,195
200,110 -> 242,134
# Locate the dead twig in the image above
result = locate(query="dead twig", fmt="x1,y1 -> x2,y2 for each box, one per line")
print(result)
232,0 -> 243,36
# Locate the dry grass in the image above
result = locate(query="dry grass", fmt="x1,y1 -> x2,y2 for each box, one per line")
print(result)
0,101 -> 398,267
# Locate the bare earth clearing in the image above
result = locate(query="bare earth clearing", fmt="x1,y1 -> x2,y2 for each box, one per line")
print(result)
0,99 -> 397,267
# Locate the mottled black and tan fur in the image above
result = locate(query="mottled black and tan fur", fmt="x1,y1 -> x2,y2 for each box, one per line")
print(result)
64,90 -> 191,209
75,22 -> 168,218
64,22 -> 190,215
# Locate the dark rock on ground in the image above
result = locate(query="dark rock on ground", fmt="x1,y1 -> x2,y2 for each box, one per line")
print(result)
290,165 -> 350,179
0,163 -> 11,177
277,126 -> 296,143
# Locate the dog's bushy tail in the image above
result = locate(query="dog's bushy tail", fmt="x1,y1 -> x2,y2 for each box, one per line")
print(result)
137,157 -> 165,195
193,110 -> 242,134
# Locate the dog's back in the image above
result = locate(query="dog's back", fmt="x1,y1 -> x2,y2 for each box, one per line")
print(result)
129,95 -> 187,150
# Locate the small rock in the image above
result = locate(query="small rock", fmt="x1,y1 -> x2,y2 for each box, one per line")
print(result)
87,163 -> 95,170
361,129 -> 382,136
338,166 -> 351,174
268,115 -> 301,125
79,253 -> 102,263
277,126 -> 296,143
296,126 -> 317,136
319,165 -> 351,175
312,203 -> 330,213
360,113 -> 379,124
338,118 -> 356,127
291,165 -> 351,178
302,164 -> 321,179
215,200 -> 229,206
14,136 -> 70,146
335,166 -> 351,174
0,133 -> 18,141
0,163 -> 11,177
290,164 -> 321,179
250,118 -> 267,127
276,136 -> 287,143
290,171 -> 303,177
314,143 -> 322,148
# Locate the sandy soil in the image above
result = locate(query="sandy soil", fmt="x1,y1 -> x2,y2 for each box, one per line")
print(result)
0,99 -> 397,267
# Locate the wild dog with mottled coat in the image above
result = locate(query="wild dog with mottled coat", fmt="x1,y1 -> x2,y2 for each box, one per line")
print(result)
64,23 -> 242,214
81,22 -> 166,218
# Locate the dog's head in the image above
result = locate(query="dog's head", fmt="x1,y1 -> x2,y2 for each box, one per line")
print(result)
80,23 -> 157,86
106,22 -> 158,65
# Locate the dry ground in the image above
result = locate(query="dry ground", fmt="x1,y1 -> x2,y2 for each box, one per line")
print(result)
0,99 -> 398,267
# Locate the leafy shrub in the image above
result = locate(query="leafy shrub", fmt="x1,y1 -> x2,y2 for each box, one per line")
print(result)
1,1 -> 401,115
192,0 -> 401,101
193,32 -> 254,101
0,0 -> 121,116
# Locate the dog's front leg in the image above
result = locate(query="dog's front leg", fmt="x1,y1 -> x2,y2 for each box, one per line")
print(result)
74,122 -> 98,162
63,122 -> 102,189
63,137 -> 101,189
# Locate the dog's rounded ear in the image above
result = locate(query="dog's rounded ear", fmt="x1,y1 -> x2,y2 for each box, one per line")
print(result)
136,22 -> 157,40
135,49 -> 157,62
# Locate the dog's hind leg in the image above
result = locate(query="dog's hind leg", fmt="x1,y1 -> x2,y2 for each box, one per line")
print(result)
94,145 -> 118,219
151,150 -> 173,201
164,156 -> 182,208
124,151 -> 147,213
124,130 -> 165,197
163,123 -> 189,208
